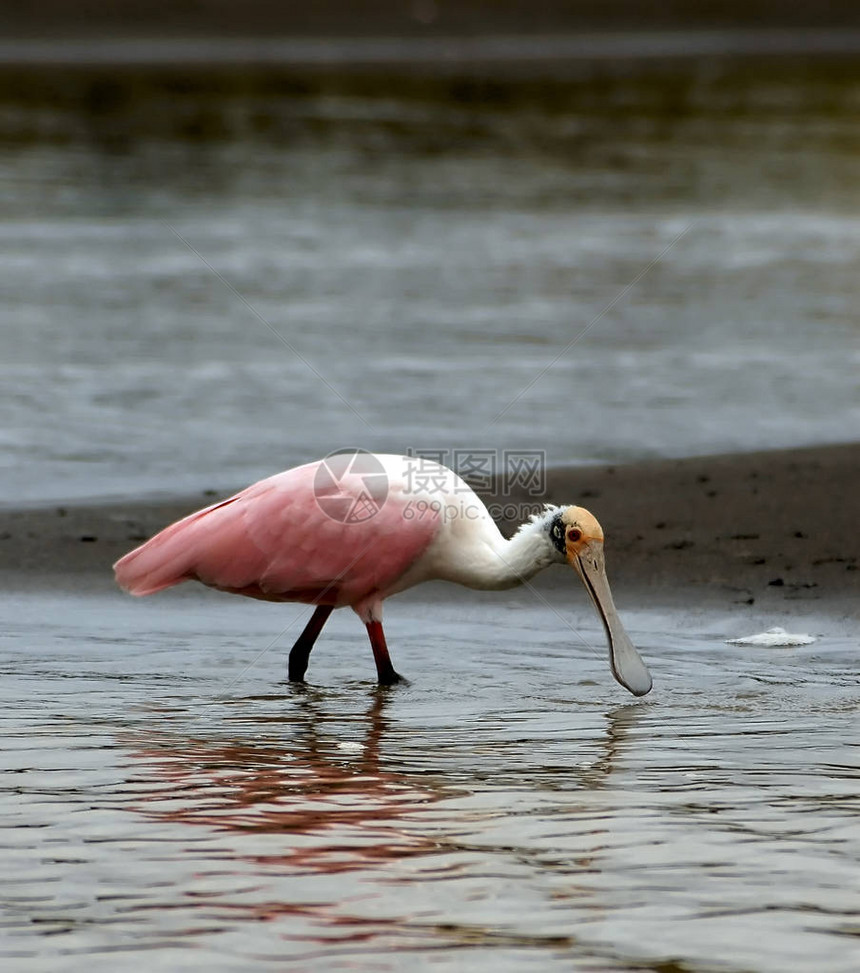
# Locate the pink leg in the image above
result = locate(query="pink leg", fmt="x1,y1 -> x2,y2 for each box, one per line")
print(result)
288,605 -> 333,682
365,620 -> 405,686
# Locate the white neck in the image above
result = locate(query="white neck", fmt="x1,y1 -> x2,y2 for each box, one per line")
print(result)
431,510 -> 562,591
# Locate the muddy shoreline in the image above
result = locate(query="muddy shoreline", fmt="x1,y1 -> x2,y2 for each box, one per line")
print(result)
2,444 -> 856,613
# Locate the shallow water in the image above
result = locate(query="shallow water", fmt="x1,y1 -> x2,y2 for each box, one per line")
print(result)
2,586 -> 859,971
3,56 -> 860,970
2,63 -> 860,503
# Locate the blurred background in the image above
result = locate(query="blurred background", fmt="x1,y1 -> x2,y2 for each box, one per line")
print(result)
2,1 -> 859,504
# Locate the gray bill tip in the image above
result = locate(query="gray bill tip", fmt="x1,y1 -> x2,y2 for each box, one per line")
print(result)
573,547 -> 653,697
609,634 -> 653,696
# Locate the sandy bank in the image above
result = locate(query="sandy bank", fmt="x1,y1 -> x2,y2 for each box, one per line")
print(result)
2,444 -> 856,613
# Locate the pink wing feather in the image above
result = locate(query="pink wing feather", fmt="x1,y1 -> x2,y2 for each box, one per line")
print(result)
113,460 -> 440,609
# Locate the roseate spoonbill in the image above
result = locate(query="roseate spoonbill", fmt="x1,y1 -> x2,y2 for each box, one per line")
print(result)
114,452 -> 652,696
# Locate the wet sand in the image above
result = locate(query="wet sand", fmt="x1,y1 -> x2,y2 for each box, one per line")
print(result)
3,443 -> 857,614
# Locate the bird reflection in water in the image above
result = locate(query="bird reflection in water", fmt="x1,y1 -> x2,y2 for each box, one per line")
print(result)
126,690 -> 448,876
577,703 -> 649,791
126,693 -> 649,851
121,693 -> 650,937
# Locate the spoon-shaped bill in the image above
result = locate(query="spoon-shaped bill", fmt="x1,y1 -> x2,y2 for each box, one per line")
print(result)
572,547 -> 652,697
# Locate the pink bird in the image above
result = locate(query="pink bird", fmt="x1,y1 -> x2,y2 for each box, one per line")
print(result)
114,452 -> 652,695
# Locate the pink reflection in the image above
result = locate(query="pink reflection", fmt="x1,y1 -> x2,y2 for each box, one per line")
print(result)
126,693 -> 448,876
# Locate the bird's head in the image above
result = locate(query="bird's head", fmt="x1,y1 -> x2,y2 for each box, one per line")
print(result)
549,506 -> 652,697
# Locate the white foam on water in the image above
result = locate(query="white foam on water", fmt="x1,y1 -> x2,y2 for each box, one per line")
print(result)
726,626 -> 817,647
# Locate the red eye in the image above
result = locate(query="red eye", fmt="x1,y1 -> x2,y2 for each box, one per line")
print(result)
567,527 -> 582,543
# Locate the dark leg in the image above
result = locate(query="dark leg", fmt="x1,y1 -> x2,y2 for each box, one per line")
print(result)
288,605 -> 334,682
365,620 -> 406,686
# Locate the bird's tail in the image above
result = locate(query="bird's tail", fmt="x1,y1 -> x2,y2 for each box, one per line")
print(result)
113,497 -> 236,596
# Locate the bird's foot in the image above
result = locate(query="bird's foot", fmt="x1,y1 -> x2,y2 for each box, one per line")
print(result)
378,669 -> 409,687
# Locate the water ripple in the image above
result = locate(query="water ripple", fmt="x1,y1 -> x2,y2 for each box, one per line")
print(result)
2,591 -> 859,970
